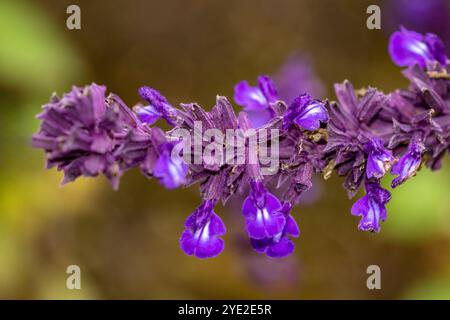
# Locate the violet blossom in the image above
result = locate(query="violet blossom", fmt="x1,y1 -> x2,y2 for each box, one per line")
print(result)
351,180 -> 391,233
364,137 -> 395,179
283,93 -> 328,131
389,26 -> 447,68
234,75 -> 277,126
391,137 -> 425,188
250,202 -> 300,258
242,179 -> 285,240
180,199 -> 226,259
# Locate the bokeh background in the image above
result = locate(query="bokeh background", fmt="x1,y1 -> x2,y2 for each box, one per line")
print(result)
0,0 -> 449,299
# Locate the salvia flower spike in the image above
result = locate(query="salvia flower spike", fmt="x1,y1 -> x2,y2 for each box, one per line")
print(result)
33,28 -> 450,259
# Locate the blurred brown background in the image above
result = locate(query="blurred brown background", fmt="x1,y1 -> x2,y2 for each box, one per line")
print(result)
0,0 -> 449,299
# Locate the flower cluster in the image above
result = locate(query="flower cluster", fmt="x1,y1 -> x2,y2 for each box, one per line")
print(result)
33,27 -> 450,259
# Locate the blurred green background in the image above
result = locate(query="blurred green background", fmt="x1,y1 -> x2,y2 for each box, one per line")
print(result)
0,0 -> 449,299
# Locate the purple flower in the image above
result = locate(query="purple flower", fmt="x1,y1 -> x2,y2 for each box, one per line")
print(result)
234,75 -> 277,111
134,104 -> 161,125
391,138 -> 425,188
388,27 -> 447,68
283,93 -> 328,130
234,75 -> 277,126
250,202 -> 300,258
242,180 -> 285,239
351,180 -> 391,233
180,199 -> 226,259
385,0 -> 450,55
364,138 -> 396,179
137,86 -> 179,126
32,83 -> 138,189
153,141 -> 188,189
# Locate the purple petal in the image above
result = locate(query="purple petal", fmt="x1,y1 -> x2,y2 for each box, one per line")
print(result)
250,217 -> 298,258
135,105 -> 161,125
351,195 -> 369,217
266,238 -> 295,258
366,154 -> 385,179
284,94 -> 328,130
284,215 -> 300,237
242,183 -> 284,240
389,27 -> 432,67
391,139 -> 425,188
351,181 -> 391,233
234,81 -> 267,111
250,237 -> 272,253
294,101 -> 329,131
425,33 -> 447,65
358,198 -> 382,233
257,75 -> 278,102
391,153 -> 420,187
388,27 -> 447,67
242,195 -> 284,239
153,143 -> 188,189
180,212 -> 226,259
365,138 -> 395,179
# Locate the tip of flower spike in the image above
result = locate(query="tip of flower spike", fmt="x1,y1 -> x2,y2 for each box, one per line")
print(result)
32,83 -> 135,189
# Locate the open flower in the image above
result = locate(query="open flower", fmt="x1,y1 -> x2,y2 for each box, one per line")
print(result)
234,75 -> 277,126
250,202 -> 300,258
391,138 -> 425,188
180,200 -> 226,259
242,180 -> 285,239
364,138 -> 395,179
388,26 -> 447,68
283,93 -> 328,130
153,141 -> 188,189
351,180 -> 391,233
